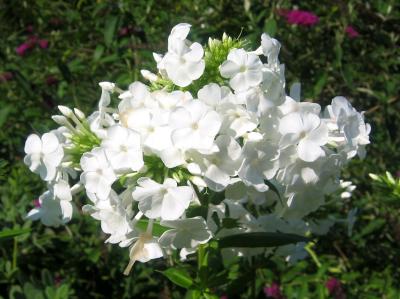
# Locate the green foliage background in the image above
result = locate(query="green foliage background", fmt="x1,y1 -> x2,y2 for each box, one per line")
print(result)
0,0 -> 399,298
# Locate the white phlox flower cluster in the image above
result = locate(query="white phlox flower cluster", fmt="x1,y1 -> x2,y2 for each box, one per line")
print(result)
24,24 -> 370,274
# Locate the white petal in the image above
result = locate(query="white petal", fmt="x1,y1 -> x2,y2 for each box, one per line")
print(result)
220,60 -> 240,78
279,113 -> 303,135
24,134 -> 42,154
41,133 -> 60,154
297,139 -> 324,162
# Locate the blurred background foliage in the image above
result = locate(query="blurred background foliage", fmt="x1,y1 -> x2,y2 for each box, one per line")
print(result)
0,0 -> 399,298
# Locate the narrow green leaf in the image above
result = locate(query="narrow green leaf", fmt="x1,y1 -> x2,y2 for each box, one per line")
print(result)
218,232 -> 308,248
0,228 -> 30,240
13,71 -> 32,96
57,61 -> 72,82
264,180 -> 282,203
313,73 -> 328,97
159,268 -> 193,289
93,45 -> 105,62
104,16 -> 118,47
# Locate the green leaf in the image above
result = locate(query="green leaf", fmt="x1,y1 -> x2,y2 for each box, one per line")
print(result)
93,45 -> 105,61
23,283 -> 43,299
57,61 -> 72,82
135,219 -> 169,236
104,16 -> 118,47
159,268 -> 193,289
55,285 -> 69,299
9,286 -> 24,299
264,18 -> 277,36
218,232 -> 308,248
264,180 -> 282,203
13,71 -> 32,96
0,228 -> 30,240
354,219 -> 386,240
313,73 -> 328,97
0,106 -> 12,128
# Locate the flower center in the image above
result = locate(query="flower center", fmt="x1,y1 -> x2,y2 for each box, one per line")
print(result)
299,131 -> 307,139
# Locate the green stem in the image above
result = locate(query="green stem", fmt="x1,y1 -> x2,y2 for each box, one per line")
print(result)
12,238 -> 17,270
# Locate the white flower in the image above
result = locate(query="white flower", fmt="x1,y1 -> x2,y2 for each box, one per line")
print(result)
279,94 -> 321,116
161,23 -> 205,87
218,102 -> 258,138
24,132 -> 64,181
190,135 -> 242,191
197,83 -> 231,109
123,230 -> 163,275
279,112 -> 328,162
245,67 -> 285,115
238,140 -> 280,191
132,178 -> 193,220
220,48 -> 263,92
51,179 -> 72,202
80,148 -> 117,200
261,33 -> 281,66
101,125 -> 143,172
88,111 -> 115,139
83,190 -> 134,244
324,96 -> 371,158
118,82 -> 157,116
159,217 -> 212,249
26,190 -> 73,227
170,100 -> 221,152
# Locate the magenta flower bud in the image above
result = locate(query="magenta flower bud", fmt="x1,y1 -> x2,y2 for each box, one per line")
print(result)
326,277 -> 346,299
118,27 -> 130,37
38,39 -> 49,49
264,282 -> 285,299
0,72 -> 13,83
26,25 -> 34,33
27,35 -> 39,45
16,43 -> 30,56
46,75 -> 58,86
54,274 -> 62,287
345,26 -> 360,38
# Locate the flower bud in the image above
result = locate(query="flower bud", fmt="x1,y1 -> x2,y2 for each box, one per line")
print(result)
58,105 -> 73,118
73,108 -> 85,120
52,115 -> 69,126
140,70 -> 158,82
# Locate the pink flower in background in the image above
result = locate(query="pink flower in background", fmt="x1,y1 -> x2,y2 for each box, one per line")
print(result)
16,35 -> 38,56
54,274 -> 62,287
33,199 -> 41,208
119,27 -> 130,37
281,9 -> 319,26
220,296 -> 228,299
264,282 -> 285,299
0,72 -> 13,83
38,39 -> 49,49
26,25 -> 34,33
15,31 -> 50,56
345,26 -> 360,38
326,277 -> 346,299
46,75 -> 59,86
16,43 -> 31,56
